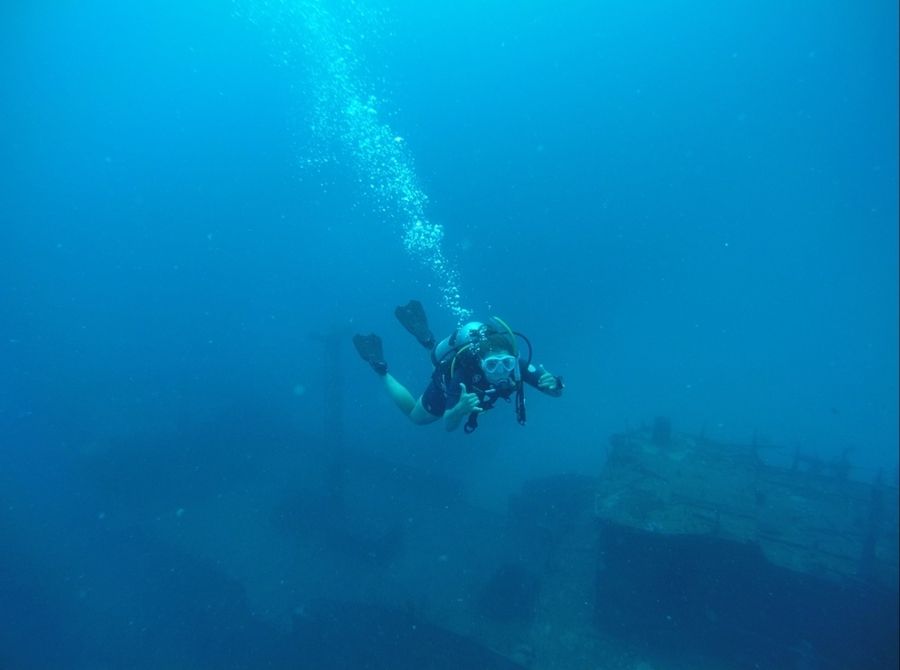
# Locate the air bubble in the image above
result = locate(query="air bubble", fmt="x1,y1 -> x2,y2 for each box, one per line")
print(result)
236,0 -> 472,321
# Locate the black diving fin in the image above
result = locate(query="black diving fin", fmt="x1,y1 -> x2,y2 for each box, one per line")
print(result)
352,333 -> 388,375
394,299 -> 435,350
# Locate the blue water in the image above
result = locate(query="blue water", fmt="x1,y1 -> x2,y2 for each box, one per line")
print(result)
1,1 -> 897,668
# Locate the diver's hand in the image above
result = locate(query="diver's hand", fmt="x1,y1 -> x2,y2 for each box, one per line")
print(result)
452,383 -> 482,417
445,383 -> 482,431
537,367 -> 563,395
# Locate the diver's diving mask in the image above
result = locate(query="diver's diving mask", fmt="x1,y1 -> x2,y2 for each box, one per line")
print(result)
481,354 -> 518,384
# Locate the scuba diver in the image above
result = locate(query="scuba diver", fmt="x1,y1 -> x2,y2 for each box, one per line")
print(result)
353,300 -> 564,433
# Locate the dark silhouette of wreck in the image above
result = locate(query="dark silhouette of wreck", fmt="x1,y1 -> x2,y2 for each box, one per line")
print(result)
591,422 -> 899,669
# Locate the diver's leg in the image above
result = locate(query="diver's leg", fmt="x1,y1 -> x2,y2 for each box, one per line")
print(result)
381,376 -> 439,424
409,397 -> 441,425
382,373 -> 417,416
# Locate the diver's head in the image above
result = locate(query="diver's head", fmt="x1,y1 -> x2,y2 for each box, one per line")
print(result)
453,320 -> 517,386
475,326 -> 519,386
480,351 -> 518,386
444,317 -> 520,387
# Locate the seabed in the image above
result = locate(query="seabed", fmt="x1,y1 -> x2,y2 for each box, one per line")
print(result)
90,419 -> 897,669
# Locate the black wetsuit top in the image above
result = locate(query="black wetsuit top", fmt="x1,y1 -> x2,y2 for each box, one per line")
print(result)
422,355 -> 542,418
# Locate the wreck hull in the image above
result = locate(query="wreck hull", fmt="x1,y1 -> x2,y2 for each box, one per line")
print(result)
593,428 -> 899,668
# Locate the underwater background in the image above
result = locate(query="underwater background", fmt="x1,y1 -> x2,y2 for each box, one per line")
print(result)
1,1 -> 897,669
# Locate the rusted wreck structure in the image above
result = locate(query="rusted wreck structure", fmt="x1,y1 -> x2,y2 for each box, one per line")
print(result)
269,423 -> 898,669
590,422 -> 899,668
118,410 -> 896,668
